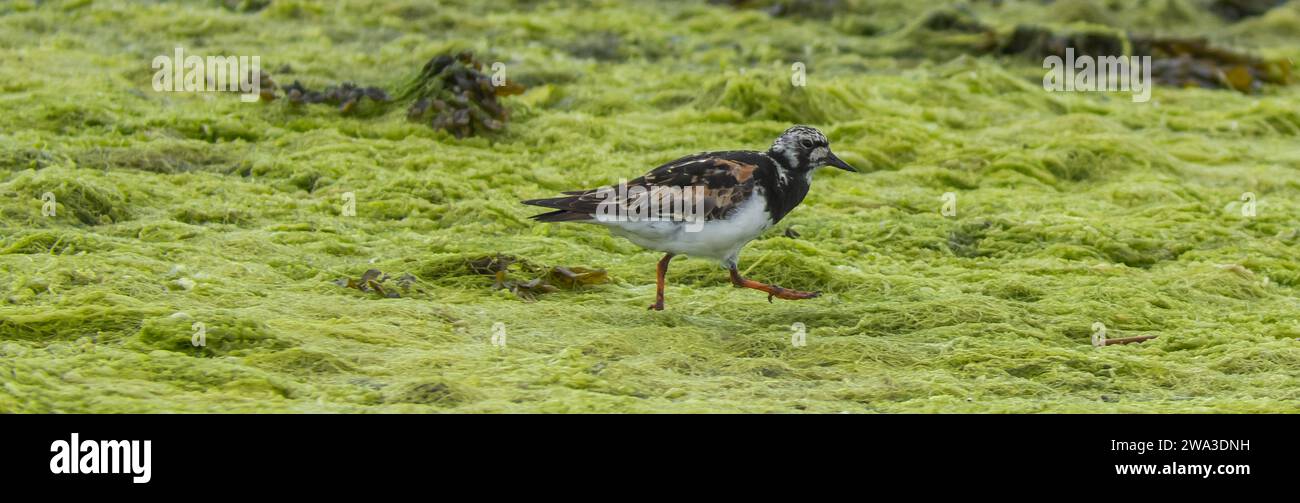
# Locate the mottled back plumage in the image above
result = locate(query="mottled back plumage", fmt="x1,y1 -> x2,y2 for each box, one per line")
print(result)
523,150 -> 770,224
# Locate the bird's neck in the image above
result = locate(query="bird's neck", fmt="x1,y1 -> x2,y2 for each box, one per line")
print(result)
767,146 -> 800,173
763,150 -> 812,223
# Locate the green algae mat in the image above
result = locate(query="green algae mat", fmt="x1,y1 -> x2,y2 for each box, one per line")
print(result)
1,0 -> 1298,413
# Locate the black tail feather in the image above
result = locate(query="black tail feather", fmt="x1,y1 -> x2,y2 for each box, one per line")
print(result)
522,195 -> 596,222
529,209 -> 594,222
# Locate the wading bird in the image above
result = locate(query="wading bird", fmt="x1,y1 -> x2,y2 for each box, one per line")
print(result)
523,125 -> 857,310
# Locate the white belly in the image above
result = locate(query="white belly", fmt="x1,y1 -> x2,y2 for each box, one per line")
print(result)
602,194 -> 772,265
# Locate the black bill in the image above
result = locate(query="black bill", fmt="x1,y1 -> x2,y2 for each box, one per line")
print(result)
826,151 -> 858,172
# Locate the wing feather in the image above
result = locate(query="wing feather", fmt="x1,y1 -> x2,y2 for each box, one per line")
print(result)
522,152 -> 765,222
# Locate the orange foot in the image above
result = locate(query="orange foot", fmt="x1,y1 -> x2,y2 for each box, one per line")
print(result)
765,287 -> 821,302
729,267 -> 822,303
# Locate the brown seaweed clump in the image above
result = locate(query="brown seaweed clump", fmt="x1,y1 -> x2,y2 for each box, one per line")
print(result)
282,81 -> 391,113
253,52 -> 522,136
465,254 -> 608,301
709,0 -> 846,19
999,25 -> 1125,62
331,269 -> 416,298
400,51 -> 525,138
1210,0 -> 1288,21
998,26 -> 1292,93
256,71 -> 277,102
1133,36 -> 1294,93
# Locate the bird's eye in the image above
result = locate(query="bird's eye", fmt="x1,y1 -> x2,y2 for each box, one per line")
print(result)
799,139 -> 814,148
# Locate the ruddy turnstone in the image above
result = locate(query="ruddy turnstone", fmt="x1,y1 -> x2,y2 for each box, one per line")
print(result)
523,125 -> 857,310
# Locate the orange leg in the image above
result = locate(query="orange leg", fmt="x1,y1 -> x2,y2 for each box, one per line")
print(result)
649,253 -> 674,311
729,266 -> 820,302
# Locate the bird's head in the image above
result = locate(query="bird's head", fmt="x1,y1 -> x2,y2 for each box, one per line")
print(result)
769,125 -> 857,173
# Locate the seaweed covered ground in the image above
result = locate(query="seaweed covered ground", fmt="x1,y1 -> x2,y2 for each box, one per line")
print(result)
1,0 -> 1298,413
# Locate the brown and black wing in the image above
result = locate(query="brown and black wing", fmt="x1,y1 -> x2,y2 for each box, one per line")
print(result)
522,151 -> 768,223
